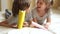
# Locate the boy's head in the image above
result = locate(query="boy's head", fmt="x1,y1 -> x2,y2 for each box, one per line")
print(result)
19,0 -> 30,10
12,0 -> 31,16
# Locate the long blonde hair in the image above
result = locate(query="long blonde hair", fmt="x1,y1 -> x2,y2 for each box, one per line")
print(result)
44,0 -> 53,13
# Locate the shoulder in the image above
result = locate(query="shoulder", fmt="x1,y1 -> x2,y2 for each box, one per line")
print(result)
46,9 -> 51,18
47,9 -> 51,15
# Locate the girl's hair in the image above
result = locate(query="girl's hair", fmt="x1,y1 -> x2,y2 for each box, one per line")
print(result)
50,0 -> 53,5
12,0 -> 30,16
44,0 -> 53,13
36,0 -> 53,13
44,0 -> 53,5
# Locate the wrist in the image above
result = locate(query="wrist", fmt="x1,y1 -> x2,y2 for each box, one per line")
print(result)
44,22 -> 51,26
46,23 -> 51,25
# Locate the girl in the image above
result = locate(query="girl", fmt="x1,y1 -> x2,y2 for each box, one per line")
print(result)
0,0 -> 32,28
30,0 -> 53,29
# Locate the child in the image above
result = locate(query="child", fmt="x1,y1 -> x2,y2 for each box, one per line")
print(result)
0,0 -> 32,28
30,0 -> 53,29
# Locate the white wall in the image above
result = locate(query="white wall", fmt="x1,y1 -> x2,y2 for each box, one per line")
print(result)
1,0 -> 8,11
1,0 -> 13,12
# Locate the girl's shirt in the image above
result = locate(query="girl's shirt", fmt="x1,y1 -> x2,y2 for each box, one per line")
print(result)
31,8 -> 51,25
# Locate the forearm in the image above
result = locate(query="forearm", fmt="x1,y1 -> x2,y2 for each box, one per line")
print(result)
30,22 -> 46,29
0,22 -> 9,27
43,22 -> 51,29
0,20 -> 11,27
46,17 -> 51,25
44,17 -> 51,29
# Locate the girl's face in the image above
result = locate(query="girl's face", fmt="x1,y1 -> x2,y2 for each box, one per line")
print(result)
37,0 -> 47,11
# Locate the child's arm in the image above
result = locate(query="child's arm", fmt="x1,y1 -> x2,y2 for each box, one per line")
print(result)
0,20 -> 17,28
33,18 -> 37,23
0,20 -> 10,27
44,17 -> 51,29
30,21 -> 46,30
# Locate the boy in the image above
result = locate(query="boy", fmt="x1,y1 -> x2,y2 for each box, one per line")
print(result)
0,0 -> 32,28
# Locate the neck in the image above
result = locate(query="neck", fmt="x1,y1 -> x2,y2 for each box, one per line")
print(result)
37,9 -> 46,17
37,10 -> 45,13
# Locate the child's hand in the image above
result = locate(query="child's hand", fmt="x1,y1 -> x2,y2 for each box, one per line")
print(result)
44,23 -> 50,29
30,22 -> 47,30
9,22 -> 29,28
23,22 -> 29,27
9,23 -> 17,28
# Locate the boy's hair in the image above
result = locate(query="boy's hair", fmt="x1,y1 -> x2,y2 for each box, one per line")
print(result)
12,0 -> 30,16
19,0 -> 30,10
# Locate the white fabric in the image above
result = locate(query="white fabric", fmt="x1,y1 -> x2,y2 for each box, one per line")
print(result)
8,27 -> 53,34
